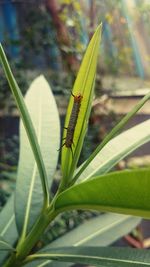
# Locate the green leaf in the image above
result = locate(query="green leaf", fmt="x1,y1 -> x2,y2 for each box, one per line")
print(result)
77,119 -> 150,181
55,168 -> 150,218
0,45 -> 49,208
0,195 -> 18,264
25,246 -> 150,266
0,237 -> 15,251
25,214 -> 140,267
73,90 -> 150,183
47,214 -> 140,247
0,195 -> 18,243
60,24 -> 102,185
15,76 -> 60,237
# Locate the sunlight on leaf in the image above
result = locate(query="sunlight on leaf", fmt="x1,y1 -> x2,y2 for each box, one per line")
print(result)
60,24 -> 102,187
55,168 -> 150,218
15,76 -> 60,238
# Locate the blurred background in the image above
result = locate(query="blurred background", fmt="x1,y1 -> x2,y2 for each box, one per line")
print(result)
0,0 -> 150,254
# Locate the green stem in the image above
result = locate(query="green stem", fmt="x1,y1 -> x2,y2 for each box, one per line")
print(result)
4,176 -> 69,267
4,208 -> 58,267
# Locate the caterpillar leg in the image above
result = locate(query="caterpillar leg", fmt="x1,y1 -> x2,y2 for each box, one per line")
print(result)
57,142 -> 66,151
70,145 -> 74,158
71,91 -> 75,97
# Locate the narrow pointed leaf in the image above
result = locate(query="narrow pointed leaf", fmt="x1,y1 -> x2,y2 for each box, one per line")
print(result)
78,119 -> 150,181
46,214 -> 140,248
0,45 -> 49,208
55,168 -> 150,218
16,76 -> 60,237
25,246 -> 150,267
73,90 -> 150,183
61,24 -> 102,184
25,214 -> 141,267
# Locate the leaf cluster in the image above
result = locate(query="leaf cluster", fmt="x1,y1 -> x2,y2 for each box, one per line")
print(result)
0,24 -> 150,267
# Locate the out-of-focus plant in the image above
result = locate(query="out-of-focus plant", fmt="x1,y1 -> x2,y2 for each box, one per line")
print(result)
59,0 -> 87,54
46,0 -> 88,76
0,63 -> 28,108
92,0 -> 141,75
0,135 -> 18,206
17,4 -> 58,69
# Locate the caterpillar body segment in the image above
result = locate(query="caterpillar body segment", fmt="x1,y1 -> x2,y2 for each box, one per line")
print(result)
62,93 -> 83,151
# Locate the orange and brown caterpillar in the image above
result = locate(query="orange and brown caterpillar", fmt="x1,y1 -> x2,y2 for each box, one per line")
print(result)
62,93 -> 83,149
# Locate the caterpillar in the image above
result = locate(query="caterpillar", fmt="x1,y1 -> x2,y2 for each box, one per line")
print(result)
62,92 -> 83,150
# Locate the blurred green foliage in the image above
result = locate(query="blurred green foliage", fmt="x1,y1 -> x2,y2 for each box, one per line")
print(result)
0,135 -> 18,208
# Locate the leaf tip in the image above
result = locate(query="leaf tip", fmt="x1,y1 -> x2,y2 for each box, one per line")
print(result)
95,23 -> 102,34
0,43 -> 3,54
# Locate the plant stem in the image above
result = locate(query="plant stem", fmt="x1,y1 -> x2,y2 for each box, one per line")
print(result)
4,208 -> 58,267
